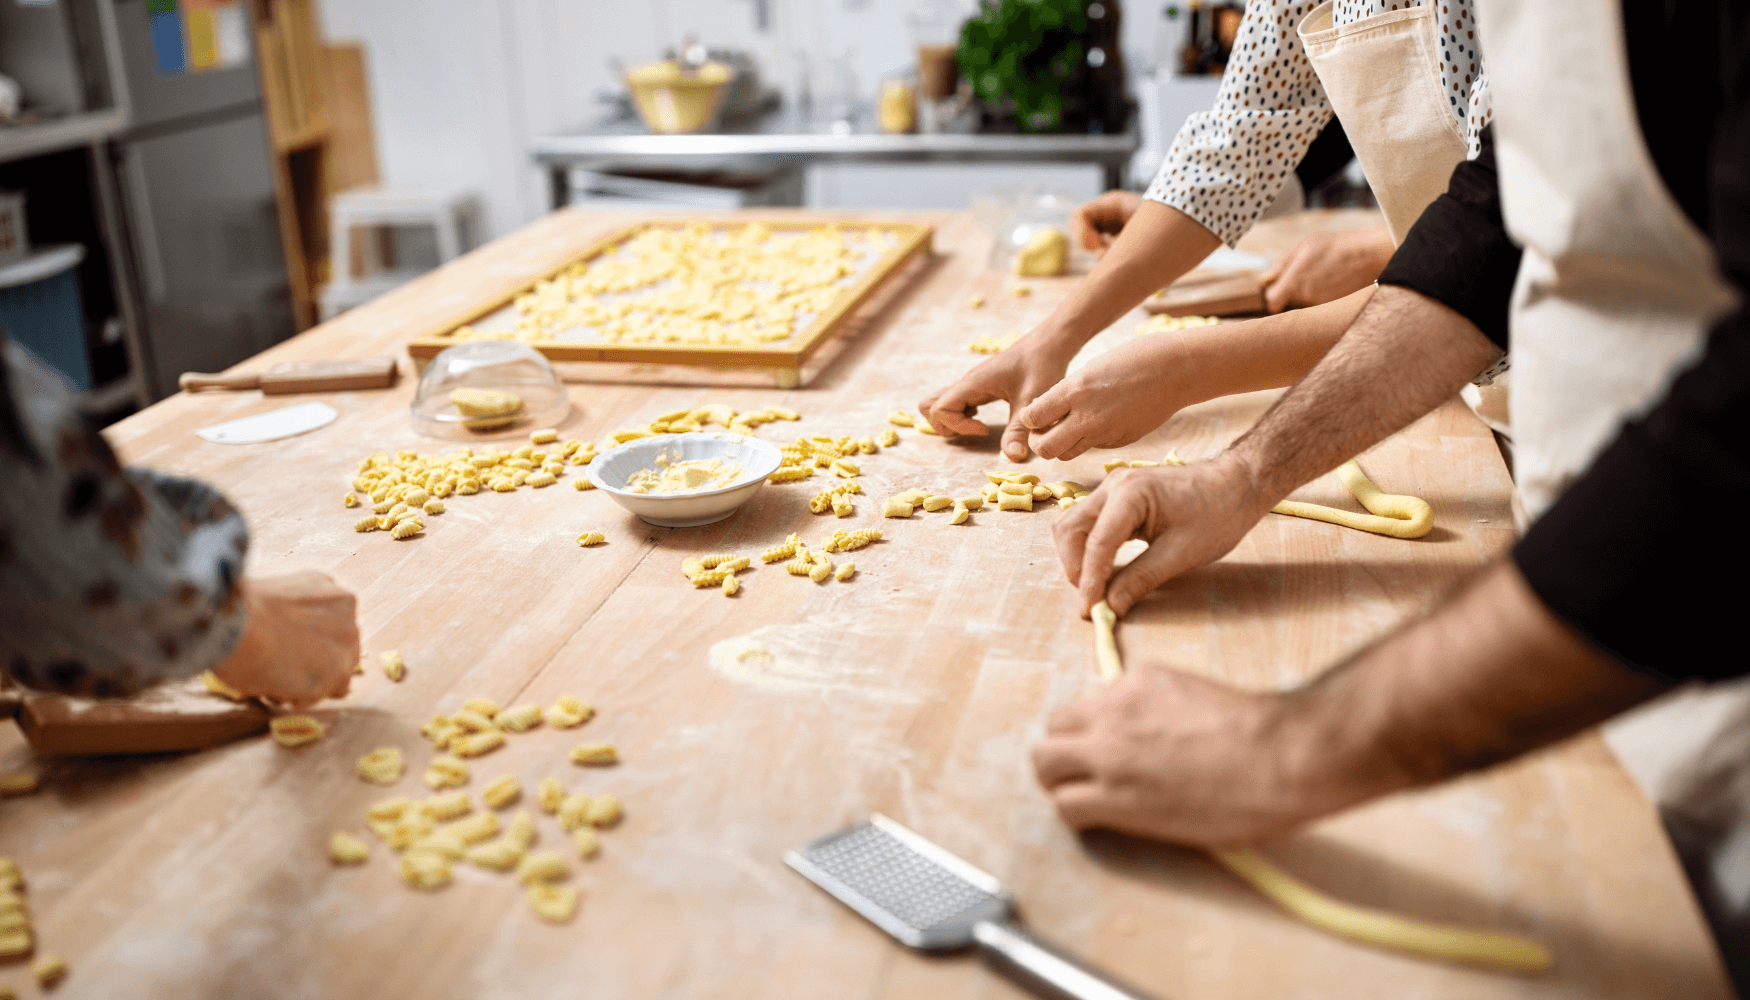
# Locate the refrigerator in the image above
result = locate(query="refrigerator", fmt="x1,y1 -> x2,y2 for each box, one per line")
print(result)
110,0 -> 293,400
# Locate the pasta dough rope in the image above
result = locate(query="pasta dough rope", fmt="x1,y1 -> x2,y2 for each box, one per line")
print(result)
1088,600 -> 1552,970
1270,460 -> 1435,539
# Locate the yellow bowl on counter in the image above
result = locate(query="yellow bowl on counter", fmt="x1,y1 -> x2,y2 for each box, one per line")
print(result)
626,61 -> 736,135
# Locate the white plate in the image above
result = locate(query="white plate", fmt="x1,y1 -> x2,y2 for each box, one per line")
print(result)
588,433 -> 783,527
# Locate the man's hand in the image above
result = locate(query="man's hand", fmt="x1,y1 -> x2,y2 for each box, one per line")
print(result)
1055,458 -> 1272,617
1261,227 -> 1395,313
1033,661 -> 1309,845
1019,334 -> 1191,461
1072,191 -> 1144,253
213,571 -> 358,707
920,340 -> 1073,461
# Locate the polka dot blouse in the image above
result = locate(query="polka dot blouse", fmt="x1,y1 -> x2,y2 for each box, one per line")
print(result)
1145,0 -> 1492,247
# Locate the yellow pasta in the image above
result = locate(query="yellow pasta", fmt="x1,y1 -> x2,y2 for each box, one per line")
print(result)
482,775 -> 521,809
545,695 -> 595,729
914,419 -> 940,435
456,480 -> 481,495
785,558 -> 814,576
0,929 -> 30,961
530,429 -> 559,444
451,709 -> 495,732
497,704 -> 543,732
269,715 -> 325,748
466,839 -> 524,871
460,698 -> 501,719
382,650 -> 406,681
357,748 -> 405,785
558,792 -> 594,832
538,777 -> 566,814
832,496 -> 854,517
446,811 -> 501,846
516,852 -> 569,885
404,488 -> 431,507
834,562 -> 856,581
761,535 -> 801,562
921,495 -> 954,512
528,883 -> 580,923
424,755 -> 470,790
451,730 -> 506,758
883,498 -> 914,518
570,744 -> 618,766
838,528 -> 883,551
201,670 -> 245,701
507,810 -> 538,851
489,477 -> 516,492
421,715 -> 459,750
422,498 -> 445,516
576,531 -> 606,546
894,488 -> 931,505
831,458 -> 861,478
527,471 -> 558,488
367,796 -> 414,822
420,792 -> 472,822
997,491 -> 1034,512
997,481 -> 1033,496
949,502 -> 971,525
767,466 -> 814,484
575,827 -> 600,859
353,514 -> 380,532
585,794 -> 623,828
722,575 -> 741,597
809,561 -> 832,583
572,477 -> 597,491
378,815 -> 435,851
330,832 -> 370,865
857,436 -> 878,454
344,492 -> 360,508
31,956 -> 66,988
887,411 -> 914,427
399,849 -> 452,890
689,566 -> 733,587
1012,285 -> 1031,297
878,427 -> 900,447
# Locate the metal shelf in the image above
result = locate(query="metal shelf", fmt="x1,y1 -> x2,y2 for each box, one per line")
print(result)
0,109 -> 128,167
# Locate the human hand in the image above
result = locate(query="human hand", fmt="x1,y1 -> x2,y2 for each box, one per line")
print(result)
212,571 -> 358,707
1054,457 -> 1272,616
1072,190 -> 1144,253
1018,333 -> 1191,461
1261,226 -> 1395,313
920,339 -> 1073,461
1033,660 -> 1310,845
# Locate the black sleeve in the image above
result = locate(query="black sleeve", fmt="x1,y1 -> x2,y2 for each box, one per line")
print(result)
1295,118 -> 1355,194
1511,47 -> 1750,683
1376,125 -> 1523,350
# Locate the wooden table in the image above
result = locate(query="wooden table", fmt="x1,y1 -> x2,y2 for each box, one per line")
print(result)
0,209 -> 1730,1000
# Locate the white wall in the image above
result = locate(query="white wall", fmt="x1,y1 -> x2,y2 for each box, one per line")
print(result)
320,0 -> 1168,237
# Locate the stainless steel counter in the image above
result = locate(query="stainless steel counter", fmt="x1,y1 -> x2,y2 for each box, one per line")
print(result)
530,105 -> 1139,208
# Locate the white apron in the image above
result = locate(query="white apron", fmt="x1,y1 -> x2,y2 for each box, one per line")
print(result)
1298,2 -> 1512,443
1479,0 -> 1750,921
1479,0 -> 1736,523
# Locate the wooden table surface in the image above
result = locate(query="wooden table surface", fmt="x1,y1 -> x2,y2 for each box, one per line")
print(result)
0,209 -> 1730,1000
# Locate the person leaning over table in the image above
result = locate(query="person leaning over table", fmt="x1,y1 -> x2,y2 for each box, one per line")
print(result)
1029,0 -> 1748,881
923,0 -> 1498,461
0,323 -> 359,706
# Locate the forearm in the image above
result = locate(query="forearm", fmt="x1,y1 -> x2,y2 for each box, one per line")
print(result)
1028,202 -> 1221,362
1226,285 -> 1500,501
1161,287 -> 1375,405
1273,563 -> 1666,821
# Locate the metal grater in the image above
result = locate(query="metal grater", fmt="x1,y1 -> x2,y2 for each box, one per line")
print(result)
787,814 -> 1160,1000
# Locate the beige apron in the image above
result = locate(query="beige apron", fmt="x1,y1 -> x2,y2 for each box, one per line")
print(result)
1298,2 -> 1512,445
1479,0 -> 1749,923
1297,2 -> 1468,245
1479,0 -> 1736,523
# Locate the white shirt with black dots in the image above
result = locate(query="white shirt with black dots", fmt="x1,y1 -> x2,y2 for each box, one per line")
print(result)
1145,0 -> 1491,247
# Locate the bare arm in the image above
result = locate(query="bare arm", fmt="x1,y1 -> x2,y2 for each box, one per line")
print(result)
920,202 -> 1221,460
1055,284 -> 1500,616
1033,562 -> 1664,846
1022,286 -> 1375,461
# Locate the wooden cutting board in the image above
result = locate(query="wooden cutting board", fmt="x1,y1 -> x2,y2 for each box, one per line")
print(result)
178,357 -> 398,394
1143,268 -> 1266,316
0,677 -> 270,755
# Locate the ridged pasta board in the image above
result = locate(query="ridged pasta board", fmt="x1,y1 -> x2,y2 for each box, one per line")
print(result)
0,208 -> 1729,1000
404,217 -> 936,387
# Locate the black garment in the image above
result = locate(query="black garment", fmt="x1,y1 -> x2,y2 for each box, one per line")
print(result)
1295,118 -> 1357,195
1379,0 -> 1750,681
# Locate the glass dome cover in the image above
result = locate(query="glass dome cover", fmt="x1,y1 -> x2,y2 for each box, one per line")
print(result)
410,341 -> 571,439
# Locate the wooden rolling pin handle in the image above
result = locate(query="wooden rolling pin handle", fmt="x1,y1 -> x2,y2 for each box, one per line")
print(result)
179,371 -> 263,392
0,687 -> 21,722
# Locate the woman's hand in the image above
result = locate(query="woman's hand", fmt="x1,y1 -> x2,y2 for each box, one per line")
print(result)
212,571 -> 358,707
1018,333 -> 1195,461
1054,457 -> 1275,616
1261,227 -> 1395,312
1072,190 -> 1145,253
920,339 -> 1074,461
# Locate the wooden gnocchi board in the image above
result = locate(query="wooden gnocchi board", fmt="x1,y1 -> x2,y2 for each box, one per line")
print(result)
404,217 -> 935,384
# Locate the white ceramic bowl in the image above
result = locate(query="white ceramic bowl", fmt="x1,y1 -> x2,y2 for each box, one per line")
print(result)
588,432 -> 783,527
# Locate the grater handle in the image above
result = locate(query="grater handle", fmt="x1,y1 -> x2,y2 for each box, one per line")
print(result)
973,920 -> 1161,1000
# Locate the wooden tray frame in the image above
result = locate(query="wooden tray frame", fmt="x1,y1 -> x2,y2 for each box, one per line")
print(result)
405,218 -> 935,386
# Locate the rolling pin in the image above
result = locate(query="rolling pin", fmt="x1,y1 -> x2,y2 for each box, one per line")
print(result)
179,357 -> 398,394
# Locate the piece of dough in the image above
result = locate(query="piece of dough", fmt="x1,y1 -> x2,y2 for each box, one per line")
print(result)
1087,596 -> 1552,971
1271,460 -> 1434,539
1090,600 -> 1121,683
1015,227 -> 1069,277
